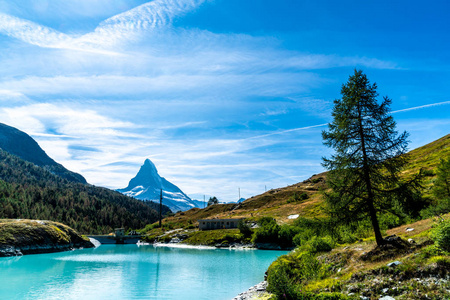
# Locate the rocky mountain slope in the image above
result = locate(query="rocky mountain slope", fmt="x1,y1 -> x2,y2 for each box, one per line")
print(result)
117,159 -> 199,212
0,123 -> 86,184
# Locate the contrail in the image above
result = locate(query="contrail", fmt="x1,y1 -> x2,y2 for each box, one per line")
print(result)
248,100 -> 450,140
392,100 -> 450,114
245,123 -> 328,140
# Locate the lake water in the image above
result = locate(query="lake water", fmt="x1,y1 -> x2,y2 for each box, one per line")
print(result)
0,244 -> 287,300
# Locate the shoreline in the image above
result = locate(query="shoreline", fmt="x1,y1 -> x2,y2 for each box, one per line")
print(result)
139,241 -> 257,251
233,281 -> 271,300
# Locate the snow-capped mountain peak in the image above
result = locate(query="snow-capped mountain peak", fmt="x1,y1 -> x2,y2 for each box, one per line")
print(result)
117,159 -> 199,212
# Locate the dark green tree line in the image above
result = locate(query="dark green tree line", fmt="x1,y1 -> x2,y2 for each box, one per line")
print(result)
0,149 -> 171,233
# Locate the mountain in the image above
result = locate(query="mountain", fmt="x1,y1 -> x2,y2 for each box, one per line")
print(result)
117,159 -> 200,212
0,123 -> 86,184
0,148 -> 171,233
0,123 -> 171,233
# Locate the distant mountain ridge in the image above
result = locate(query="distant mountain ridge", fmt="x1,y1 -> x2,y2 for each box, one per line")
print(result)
117,159 -> 200,212
0,122 -> 171,233
0,147 -> 171,233
0,123 -> 86,184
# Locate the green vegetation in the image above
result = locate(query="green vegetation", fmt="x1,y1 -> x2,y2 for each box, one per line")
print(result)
322,69 -> 422,246
0,149 -> 171,234
207,196 -> 219,206
264,215 -> 450,299
182,229 -> 244,246
431,218 -> 450,251
0,219 -> 93,256
287,192 -> 309,203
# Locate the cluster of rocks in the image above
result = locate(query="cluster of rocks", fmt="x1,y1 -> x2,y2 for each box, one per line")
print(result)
344,258 -> 450,299
232,281 -> 269,300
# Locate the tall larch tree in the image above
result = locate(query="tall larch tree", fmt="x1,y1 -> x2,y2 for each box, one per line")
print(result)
322,69 -> 414,246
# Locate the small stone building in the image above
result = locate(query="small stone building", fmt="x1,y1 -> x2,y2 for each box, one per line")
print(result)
198,218 -> 245,231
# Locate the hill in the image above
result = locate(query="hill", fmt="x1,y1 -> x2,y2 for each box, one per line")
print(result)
0,219 -> 94,257
0,123 -> 86,184
0,149 -> 171,234
149,133 -> 449,230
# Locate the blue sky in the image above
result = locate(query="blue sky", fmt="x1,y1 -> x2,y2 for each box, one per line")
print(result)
0,0 -> 449,202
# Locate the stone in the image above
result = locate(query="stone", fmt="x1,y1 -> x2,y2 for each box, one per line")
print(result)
405,228 -> 414,232
387,261 -> 402,267
379,296 -> 395,300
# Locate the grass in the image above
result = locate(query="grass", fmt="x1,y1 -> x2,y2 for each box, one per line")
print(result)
265,213 -> 450,299
136,134 -> 450,238
182,229 -> 245,246
0,219 -> 92,250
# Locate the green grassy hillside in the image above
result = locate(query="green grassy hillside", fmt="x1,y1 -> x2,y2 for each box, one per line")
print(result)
150,134 -> 449,231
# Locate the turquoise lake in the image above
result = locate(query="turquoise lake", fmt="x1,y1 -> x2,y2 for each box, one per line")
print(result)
0,244 -> 287,300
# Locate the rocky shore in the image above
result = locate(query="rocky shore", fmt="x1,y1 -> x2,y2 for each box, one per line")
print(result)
0,219 -> 94,257
233,281 -> 271,300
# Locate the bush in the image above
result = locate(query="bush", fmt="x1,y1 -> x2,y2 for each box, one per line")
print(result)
266,260 -> 300,300
304,236 -> 334,254
252,217 -> 280,244
267,252 -> 329,299
432,219 -> 450,251
238,220 -> 252,238
287,192 -> 309,203
278,225 -> 301,247
293,229 -> 315,247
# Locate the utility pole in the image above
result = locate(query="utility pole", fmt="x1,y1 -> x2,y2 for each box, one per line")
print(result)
159,189 -> 162,228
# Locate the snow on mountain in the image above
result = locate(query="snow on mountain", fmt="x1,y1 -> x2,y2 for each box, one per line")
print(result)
117,159 -> 199,212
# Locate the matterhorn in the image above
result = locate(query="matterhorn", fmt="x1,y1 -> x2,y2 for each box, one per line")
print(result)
117,159 -> 198,212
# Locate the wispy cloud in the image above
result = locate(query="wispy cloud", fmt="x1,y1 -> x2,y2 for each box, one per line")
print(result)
0,0 -> 207,53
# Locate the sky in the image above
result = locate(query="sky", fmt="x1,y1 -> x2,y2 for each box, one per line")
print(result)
0,0 -> 449,202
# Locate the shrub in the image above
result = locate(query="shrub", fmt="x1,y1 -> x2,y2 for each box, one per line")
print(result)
266,259 -> 300,300
304,236 -> 334,254
252,217 -> 280,244
278,225 -> 301,247
293,229 -> 315,247
432,219 -> 450,251
238,220 -> 252,238
378,212 -> 403,230
267,252 -> 329,299
287,192 -> 309,203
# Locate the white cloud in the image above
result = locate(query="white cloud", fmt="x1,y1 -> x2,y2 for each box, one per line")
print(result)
0,0 -> 207,54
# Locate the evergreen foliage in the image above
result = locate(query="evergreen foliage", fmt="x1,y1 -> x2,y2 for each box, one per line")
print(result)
432,219 -> 450,252
207,196 -> 219,206
433,157 -> 450,202
322,69 -> 422,245
0,149 -> 171,234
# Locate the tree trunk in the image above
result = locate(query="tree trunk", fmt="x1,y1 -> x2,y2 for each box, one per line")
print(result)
358,101 -> 385,246
367,196 -> 384,246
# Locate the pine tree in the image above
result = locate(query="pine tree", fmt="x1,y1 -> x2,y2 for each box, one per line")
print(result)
322,69 -> 412,246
